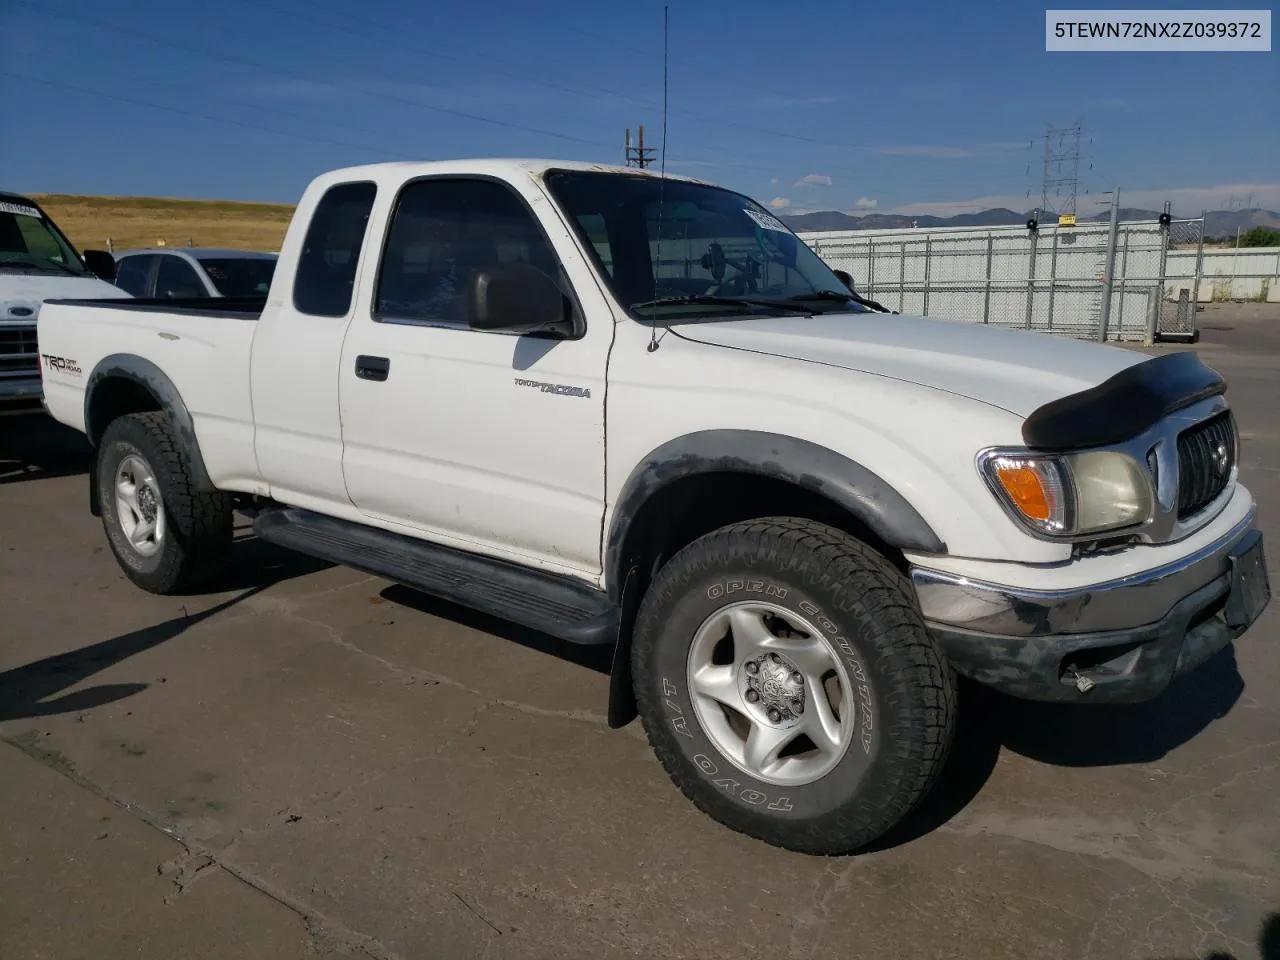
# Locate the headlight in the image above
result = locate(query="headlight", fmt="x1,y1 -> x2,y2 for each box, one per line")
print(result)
979,449 -> 1153,539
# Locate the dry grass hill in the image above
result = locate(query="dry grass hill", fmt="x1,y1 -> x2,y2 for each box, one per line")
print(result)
30,194 -> 295,253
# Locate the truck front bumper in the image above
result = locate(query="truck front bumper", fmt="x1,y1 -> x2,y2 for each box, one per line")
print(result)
910,509 -> 1270,703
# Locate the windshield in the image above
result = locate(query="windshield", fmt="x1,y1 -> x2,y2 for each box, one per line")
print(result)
543,170 -> 867,320
0,198 -> 89,275
197,256 -> 277,297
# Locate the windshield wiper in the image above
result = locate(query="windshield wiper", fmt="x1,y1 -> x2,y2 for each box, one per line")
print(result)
789,288 -> 892,314
786,289 -> 855,302
630,294 -> 813,316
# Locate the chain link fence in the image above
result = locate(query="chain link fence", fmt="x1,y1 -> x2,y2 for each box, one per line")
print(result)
798,216 -> 1213,343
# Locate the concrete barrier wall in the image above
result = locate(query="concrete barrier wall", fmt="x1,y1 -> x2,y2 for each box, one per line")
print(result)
1167,247 -> 1280,302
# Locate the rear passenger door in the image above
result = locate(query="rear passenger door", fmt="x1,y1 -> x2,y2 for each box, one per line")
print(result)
337,175 -> 614,577
250,180 -> 379,512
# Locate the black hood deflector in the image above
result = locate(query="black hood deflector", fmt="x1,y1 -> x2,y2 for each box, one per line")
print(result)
1021,351 -> 1226,451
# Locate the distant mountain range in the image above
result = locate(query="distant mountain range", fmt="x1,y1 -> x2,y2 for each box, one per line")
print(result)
781,207 -> 1280,239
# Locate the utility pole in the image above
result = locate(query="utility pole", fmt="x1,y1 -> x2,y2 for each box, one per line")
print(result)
1097,186 -> 1121,342
624,126 -> 656,168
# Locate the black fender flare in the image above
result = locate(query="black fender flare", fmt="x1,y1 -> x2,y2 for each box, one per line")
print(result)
83,354 -> 216,499
602,429 -> 946,728
604,429 -> 946,601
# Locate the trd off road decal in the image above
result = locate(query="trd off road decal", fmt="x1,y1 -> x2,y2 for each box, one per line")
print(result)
41,354 -> 82,377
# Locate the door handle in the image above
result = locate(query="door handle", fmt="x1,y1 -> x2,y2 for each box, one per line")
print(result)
355,355 -> 390,382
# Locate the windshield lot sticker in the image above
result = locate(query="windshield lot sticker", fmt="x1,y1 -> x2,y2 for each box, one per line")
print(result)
0,201 -> 43,219
743,208 -> 789,234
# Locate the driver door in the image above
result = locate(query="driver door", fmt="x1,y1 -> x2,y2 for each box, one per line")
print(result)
337,175 -> 615,577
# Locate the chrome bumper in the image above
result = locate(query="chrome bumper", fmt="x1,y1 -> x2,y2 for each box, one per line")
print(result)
910,509 -> 1269,702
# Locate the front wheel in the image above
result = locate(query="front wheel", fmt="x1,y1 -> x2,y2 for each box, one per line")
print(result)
97,411 -> 234,594
631,517 -> 956,854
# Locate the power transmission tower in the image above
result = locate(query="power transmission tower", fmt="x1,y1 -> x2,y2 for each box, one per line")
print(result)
1225,192 -> 1254,211
624,126 -> 656,168
1038,120 -> 1083,221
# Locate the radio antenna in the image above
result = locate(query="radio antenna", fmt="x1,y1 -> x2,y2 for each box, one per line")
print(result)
647,3 -> 670,353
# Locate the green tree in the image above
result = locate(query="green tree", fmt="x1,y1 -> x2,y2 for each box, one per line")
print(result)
1238,226 -> 1280,248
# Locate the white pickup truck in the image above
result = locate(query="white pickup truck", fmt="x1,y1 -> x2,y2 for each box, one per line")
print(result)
1,191 -> 129,415
37,159 -> 1270,854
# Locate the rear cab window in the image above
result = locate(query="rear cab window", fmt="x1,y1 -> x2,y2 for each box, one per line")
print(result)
198,257 -> 276,297
293,181 -> 378,317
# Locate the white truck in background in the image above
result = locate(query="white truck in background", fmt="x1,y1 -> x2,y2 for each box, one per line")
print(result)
0,191 -> 129,416
35,159 -> 1271,854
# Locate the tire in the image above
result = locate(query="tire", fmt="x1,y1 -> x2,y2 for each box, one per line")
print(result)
96,411 -> 234,594
631,517 -> 956,855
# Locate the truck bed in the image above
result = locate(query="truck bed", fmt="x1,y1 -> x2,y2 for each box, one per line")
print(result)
37,294 -> 263,488
44,295 -> 267,320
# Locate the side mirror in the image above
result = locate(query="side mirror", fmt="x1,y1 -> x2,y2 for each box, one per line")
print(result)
831,268 -> 854,291
469,262 -> 575,337
82,250 -> 117,282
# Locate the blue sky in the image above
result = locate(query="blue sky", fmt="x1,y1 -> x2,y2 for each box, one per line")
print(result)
4,0 -> 1277,216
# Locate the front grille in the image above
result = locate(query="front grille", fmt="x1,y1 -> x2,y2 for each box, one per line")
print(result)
0,326 -> 39,379
1176,410 -> 1237,519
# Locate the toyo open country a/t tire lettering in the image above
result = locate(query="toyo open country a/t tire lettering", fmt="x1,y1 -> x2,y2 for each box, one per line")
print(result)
632,517 -> 957,854
96,412 -> 235,594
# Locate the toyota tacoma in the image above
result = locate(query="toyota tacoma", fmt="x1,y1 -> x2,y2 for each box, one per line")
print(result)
36,159 -> 1271,854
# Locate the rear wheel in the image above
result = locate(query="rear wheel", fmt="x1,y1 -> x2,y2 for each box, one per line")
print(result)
631,517 -> 956,854
97,412 -> 234,594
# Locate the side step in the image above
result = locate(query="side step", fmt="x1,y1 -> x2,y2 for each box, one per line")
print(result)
253,508 -> 619,646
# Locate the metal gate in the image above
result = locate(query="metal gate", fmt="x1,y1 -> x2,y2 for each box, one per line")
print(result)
1153,218 -> 1205,341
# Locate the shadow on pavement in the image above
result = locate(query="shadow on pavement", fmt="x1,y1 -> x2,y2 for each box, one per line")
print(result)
996,644 -> 1243,767
0,530 -> 335,722
0,413 -> 92,485
860,650 -> 1239,855
0,588 -> 263,723
867,645 -> 1243,852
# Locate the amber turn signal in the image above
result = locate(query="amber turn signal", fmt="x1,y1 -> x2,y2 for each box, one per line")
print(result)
983,455 -> 1069,533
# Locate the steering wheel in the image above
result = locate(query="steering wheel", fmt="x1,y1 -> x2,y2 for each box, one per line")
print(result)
702,243 -> 763,294
700,242 -> 727,281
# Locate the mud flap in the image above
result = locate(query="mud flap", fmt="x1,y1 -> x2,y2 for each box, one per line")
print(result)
608,565 -> 641,728
88,443 -> 102,517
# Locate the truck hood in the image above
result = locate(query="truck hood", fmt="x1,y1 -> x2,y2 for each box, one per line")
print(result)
670,311 -> 1146,417
1,273 -> 130,320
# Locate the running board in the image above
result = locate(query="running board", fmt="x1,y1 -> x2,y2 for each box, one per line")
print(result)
253,508 -> 619,646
